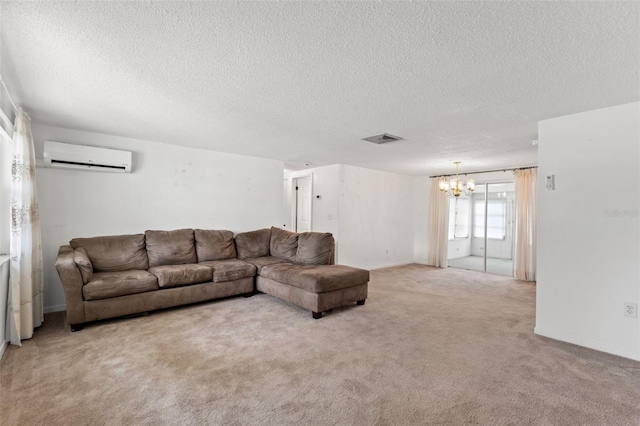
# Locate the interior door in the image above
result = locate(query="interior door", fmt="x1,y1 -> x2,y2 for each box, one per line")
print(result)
471,182 -> 514,275
295,176 -> 312,232
483,182 -> 514,276
447,181 -> 514,277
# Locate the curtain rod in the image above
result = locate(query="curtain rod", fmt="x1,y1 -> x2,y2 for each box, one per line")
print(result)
429,165 -> 537,179
0,74 -> 18,113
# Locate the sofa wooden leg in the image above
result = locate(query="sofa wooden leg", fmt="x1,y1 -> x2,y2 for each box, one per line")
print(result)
70,324 -> 84,332
356,299 -> 366,305
312,311 -> 323,319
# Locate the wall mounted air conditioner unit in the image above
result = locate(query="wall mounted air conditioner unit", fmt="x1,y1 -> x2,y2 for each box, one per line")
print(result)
43,141 -> 132,173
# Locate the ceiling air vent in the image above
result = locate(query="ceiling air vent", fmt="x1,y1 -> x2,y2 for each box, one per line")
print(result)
361,133 -> 403,145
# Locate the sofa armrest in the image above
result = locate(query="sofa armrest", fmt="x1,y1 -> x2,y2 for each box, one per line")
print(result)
55,245 -> 86,325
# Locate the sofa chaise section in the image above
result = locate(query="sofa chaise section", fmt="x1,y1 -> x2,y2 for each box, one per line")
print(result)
257,264 -> 369,319
237,227 -> 369,319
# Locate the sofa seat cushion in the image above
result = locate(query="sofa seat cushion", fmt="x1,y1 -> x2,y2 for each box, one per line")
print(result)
199,259 -> 256,283
148,264 -> 213,288
242,256 -> 290,274
260,264 -> 369,293
83,270 -> 159,301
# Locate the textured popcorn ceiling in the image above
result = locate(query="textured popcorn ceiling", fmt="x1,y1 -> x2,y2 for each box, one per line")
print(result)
1,1 -> 638,175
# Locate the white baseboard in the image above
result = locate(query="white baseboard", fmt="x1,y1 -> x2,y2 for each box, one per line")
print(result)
44,304 -> 66,313
534,326 -> 640,362
369,261 -> 414,271
0,340 -> 8,359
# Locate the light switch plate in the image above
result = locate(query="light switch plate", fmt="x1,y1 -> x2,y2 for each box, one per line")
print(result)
545,174 -> 555,190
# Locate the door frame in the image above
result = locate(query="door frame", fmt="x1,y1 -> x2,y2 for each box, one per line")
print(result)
475,180 -> 514,273
290,173 -> 313,232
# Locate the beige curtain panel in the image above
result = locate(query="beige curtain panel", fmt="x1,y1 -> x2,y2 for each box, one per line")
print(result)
513,168 -> 537,281
9,108 -> 44,345
427,178 -> 449,268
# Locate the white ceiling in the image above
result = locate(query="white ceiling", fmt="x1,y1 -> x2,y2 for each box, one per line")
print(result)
1,1 -> 638,176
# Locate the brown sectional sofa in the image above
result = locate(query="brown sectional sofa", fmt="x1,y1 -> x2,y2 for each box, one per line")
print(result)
55,227 -> 368,330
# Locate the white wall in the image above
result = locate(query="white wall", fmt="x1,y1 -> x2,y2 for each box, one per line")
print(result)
338,165 -> 414,269
285,164 -> 414,269
413,176 -> 431,264
471,236 -> 512,260
32,124 -> 284,313
448,238 -> 471,260
536,102 -> 639,361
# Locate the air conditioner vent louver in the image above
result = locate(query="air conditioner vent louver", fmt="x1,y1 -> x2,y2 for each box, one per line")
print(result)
50,159 -> 127,171
361,133 -> 403,144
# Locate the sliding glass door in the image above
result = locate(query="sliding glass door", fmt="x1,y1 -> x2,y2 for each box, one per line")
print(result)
447,181 -> 514,276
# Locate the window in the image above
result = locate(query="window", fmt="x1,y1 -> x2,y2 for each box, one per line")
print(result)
448,197 -> 470,240
473,198 -> 507,239
0,96 -> 14,256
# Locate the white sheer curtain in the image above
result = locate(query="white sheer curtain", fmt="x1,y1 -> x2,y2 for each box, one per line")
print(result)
9,108 -> 43,345
427,178 -> 449,268
513,168 -> 537,281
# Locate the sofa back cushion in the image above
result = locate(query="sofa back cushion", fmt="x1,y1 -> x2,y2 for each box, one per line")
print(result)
194,229 -> 236,261
145,229 -> 197,268
296,232 -> 335,265
269,227 -> 299,261
70,234 -> 149,272
235,228 -> 271,259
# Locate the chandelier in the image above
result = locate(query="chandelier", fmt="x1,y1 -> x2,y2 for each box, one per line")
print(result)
438,162 -> 475,197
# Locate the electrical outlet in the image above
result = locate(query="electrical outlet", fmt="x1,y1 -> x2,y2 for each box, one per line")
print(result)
624,302 -> 637,318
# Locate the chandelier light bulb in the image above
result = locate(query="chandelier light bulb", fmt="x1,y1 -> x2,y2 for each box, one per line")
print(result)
438,162 -> 475,197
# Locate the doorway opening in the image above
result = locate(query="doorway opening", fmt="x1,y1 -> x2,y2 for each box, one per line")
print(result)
292,175 -> 312,232
447,181 -> 514,276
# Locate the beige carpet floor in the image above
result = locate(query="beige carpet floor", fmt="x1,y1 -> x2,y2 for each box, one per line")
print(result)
2,264 -> 639,425
447,255 -> 513,277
